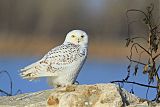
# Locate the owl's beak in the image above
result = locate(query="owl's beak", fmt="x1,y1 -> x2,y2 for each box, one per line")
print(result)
78,39 -> 80,43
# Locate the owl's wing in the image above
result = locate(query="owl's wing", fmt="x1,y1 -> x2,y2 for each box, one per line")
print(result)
20,44 -> 80,80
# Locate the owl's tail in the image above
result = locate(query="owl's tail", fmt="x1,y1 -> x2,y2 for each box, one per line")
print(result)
20,60 -> 52,81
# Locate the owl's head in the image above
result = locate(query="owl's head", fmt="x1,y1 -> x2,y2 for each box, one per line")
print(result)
64,30 -> 88,47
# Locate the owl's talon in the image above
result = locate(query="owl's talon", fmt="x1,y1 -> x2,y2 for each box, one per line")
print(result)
74,81 -> 79,85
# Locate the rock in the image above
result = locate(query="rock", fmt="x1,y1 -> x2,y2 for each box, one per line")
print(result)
0,83 -> 158,107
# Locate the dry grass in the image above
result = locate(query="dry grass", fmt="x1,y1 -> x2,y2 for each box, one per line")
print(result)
0,35 -> 130,59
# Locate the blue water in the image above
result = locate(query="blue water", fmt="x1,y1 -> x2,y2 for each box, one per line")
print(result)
0,56 -> 157,100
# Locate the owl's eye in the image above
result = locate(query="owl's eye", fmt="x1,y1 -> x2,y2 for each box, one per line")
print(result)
71,35 -> 75,38
81,35 -> 84,38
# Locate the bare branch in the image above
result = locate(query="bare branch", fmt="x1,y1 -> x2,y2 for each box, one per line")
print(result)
132,43 -> 151,56
126,9 -> 148,21
0,89 -> 11,96
0,70 -> 13,95
153,53 -> 160,60
127,56 -> 146,65
131,37 -> 149,42
111,80 -> 157,88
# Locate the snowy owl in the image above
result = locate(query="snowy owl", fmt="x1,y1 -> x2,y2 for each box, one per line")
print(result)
20,30 -> 88,88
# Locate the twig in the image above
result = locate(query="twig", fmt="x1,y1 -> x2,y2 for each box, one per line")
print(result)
125,63 -> 131,81
131,37 -> 149,42
0,89 -> 11,96
0,70 -> 13,95
15,89 -> 22,95
127,56 -> 146,65
155,65 -> 160,81
132,43 -> 151,56
111,80 -> 157,88
153,53 -> 160,60
126,9 -> 148,21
